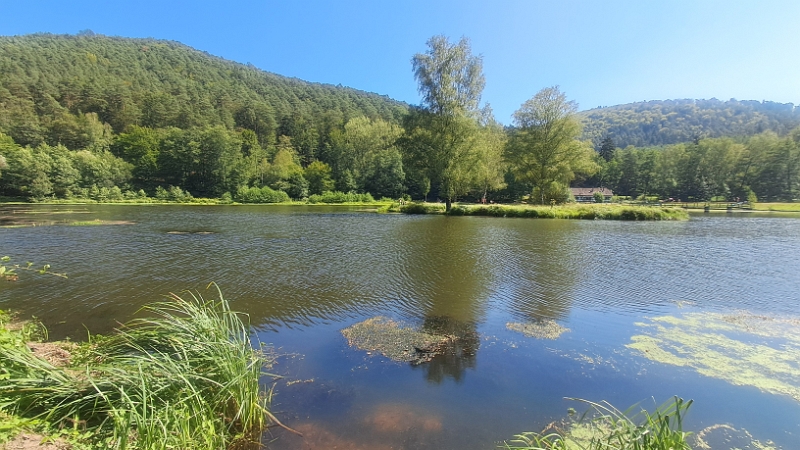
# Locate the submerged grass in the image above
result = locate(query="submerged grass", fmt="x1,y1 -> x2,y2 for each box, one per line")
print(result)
395,203 -> 688,220
502,397 -> 693,450
0,286 -> 272,449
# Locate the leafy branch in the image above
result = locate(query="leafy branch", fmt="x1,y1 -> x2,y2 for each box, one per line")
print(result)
1,256 -> 67,281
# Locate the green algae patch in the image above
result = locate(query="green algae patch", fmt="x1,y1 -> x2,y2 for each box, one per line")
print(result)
628,311 -> 800,402
341,317 -> 458,365
68,219 -> 135,226
506,320 -> 570,340
694,424 -> 779,450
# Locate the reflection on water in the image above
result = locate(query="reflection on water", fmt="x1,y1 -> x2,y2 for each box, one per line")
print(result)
415,316 -> 479,384
2,206 -> 800,449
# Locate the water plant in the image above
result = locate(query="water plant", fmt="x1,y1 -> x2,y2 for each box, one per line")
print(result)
501,397 -> 693,450
628,311 -> 800,402
0,286 -> 273,449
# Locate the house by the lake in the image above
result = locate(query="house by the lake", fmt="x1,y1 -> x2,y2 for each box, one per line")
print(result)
571,187 -> 613,203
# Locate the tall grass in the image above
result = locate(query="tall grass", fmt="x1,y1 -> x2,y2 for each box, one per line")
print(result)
0,286 -> 272,449
398,203 -> 688,220
502,397 -> 693,450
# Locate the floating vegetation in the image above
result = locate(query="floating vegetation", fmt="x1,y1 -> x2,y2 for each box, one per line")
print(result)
341,316 -> 459,365
628,311 -> 800,402
67,219 -> 135,226
694,424 -> 779,450
507,320 -> 570,340
0,218 -> 134,227
166,230 -> 214,235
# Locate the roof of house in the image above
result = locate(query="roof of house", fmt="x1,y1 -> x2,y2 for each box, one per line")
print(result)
570,187 -> 613,196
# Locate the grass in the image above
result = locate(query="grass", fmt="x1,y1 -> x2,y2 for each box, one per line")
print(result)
393,202 -> 689,220
0,286 -> 273,449
752,202 -> 800,212
502,397 -> 693,450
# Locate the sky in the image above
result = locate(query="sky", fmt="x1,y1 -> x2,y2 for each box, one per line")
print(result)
3,0 -> 799,124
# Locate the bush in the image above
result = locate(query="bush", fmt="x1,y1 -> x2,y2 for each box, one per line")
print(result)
399,202 -> 445,214
235,185 -> 290,203
307,191 -> 375,204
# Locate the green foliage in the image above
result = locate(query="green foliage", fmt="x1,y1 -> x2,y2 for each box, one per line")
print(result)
747,189 -> 758,206
593,191 -> 605,203
304,160 -> 335,195
397,203 -> 688,220
398,202 -> 446,214
0,33 -> 407,200
502,397 -> 693,450
580,98 -> 800,149
406,36 -> 489,209
306,191 -> 375,204
234,185 -> 290,203
507,87 -> 598,205
0,256 -> 67,280
0,287 -> 273,449
412,35 -> 485,116
603,130 -> 800,202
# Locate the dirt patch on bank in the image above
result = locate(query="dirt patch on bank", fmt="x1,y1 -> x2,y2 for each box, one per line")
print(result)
26,342 -> 76,367
1,433 -> 69,450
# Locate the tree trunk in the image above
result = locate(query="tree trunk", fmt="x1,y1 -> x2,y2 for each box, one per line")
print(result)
446,198 -> 452,212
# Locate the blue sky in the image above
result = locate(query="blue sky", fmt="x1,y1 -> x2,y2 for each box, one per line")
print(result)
4,0 -> 799,123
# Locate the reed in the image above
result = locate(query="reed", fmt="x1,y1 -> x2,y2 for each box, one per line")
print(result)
0,286 -> 272,449
502,397 -> 693,450
398,203 -> 689,220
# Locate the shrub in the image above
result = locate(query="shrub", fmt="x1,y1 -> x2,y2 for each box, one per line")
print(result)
235,185 -> 290,203
307,191 -> 375,204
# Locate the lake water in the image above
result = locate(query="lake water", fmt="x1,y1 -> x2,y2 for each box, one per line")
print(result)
1,205 -> 799,449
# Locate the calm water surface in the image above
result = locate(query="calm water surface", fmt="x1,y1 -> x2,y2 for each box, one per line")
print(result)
1,205 -> 799,449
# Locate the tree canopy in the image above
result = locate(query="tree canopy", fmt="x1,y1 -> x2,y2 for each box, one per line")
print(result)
506,87 -> 597,204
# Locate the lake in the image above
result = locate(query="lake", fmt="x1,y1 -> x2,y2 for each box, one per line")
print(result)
1,205 -> 799,449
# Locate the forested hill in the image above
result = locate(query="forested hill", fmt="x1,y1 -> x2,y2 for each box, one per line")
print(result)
0,33 -> 407,149
580,98 -> 800,149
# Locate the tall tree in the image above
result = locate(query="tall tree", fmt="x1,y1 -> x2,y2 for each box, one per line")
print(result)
599,136 -> 615,161
407,35 -> 485,210
473,109 -> 507,202
506,86 -> 597,204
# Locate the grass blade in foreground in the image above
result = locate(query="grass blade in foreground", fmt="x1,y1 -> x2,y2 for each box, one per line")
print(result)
501,396 -> 693,450
0,286 -> 273,449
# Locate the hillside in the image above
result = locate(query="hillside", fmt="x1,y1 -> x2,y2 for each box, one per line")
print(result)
580,98 -> 800,149
0,33 -> 407,150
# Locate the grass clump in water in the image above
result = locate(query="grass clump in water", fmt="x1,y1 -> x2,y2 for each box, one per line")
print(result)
507,320 -> 570,340
501,397 -> 693,450
0,286 -> 273,449
341,316 -> 458,365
